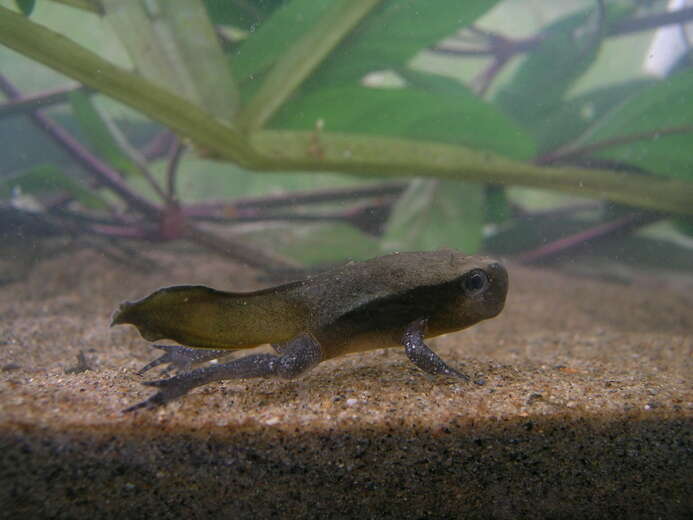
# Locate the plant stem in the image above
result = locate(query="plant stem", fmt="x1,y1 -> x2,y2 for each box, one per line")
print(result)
516,212 -> 661,264
536,125 -> 693,165
250,131 -> 693,216
0,84 -> 89,119
434,7 -> 693,58
141,130 -> 176,161
165,138 -> 185,202
611,6 -> 693,36
48,0 -> 102,14
185,182 -> 405,215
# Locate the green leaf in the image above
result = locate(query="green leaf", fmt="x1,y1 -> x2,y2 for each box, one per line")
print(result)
674,217 -> 693,238
273,84 -> 534,159
278,223 -> 381,265
534,79 -> 655,154
203,0 -> 284,30
235,0 -> 498,128
310,0 -> 500,86
231,0 -> 334,90
574,70 -> 693,181
398,68 -> 474,96
495,3 -> 631,137
484,185 -> 510,225
15,0 -> 35,16
102,0 -> 238,118
382,179 -> 484,254
157,0 -> 239,117
3,6 -> 693,215
0,164 -> 109,209
68,91 -> 141,178
234,0 -> 499,100
238,0 -> 382,129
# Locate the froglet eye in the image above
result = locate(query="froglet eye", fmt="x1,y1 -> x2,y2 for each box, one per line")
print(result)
463,269 -> 489,295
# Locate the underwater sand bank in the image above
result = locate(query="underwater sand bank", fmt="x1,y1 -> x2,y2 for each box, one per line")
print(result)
1,250 -> 691,518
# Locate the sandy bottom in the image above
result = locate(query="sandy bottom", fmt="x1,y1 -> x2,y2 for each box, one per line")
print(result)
0,247 -> 691,519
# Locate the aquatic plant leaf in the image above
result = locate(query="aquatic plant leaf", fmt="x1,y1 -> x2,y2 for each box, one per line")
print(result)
534,79 -> 655,154
2,6 -> 693,215
156,0 -> 239,117
484,185 -> 511,225
273,84 -> 533,160
230,0 -> 334,94
308,0 -> 500,87
278,224 -> 380,265
102,0 -> 238,119
574,70 -> 693,181
68,90 -> 141,178
674,217 -> 693,239
0,164 -> 109,209
382,179 -> 484,254
236,0 -> 499,129
238,0 -> 383,129
234,0 -> 498,95
203,0 -> 284,30
495,3 -> 631,142
396,68 -> 475,96
15,0 -> 35,16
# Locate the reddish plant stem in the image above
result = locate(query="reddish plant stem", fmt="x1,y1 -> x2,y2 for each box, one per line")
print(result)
513,202 -> 602,220
0,83 -> 91,118
435,33 -> 541,58
434,7 -> 693,59
141,130 -> 177,161
516,211 -> 661,264
472,53 -> 511,96
611,6 -> 693,36
536,125 -> 693,165
165,138 -> 185,202
185,182 -> 405,217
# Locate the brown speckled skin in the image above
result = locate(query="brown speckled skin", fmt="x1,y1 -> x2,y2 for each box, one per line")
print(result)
112,250 -> 508,359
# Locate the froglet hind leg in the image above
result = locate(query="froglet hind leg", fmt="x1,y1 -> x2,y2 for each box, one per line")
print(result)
124,334 -> 323,412
136,344 -> 230,376
402,318 -> 470,381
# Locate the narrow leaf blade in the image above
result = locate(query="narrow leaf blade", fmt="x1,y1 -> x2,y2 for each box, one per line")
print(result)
0,164 -> 109,209
68,91 -> 140,177
15,0 -> 35,16
383,179 -> 484,254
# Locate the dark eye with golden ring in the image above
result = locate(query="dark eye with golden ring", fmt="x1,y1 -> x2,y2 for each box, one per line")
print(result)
463,269 -> 489,295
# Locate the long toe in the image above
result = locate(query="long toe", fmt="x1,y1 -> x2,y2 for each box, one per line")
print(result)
123,376 -> 195,412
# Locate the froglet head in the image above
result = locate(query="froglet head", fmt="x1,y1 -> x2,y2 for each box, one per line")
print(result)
426,254 -> 508,336
455,258 -> 508,324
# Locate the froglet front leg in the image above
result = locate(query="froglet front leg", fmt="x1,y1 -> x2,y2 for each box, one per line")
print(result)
402,318 -> 470,381
124,333 -> 323,412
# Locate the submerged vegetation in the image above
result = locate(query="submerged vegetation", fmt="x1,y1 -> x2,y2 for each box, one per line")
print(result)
0,0 -> 692,277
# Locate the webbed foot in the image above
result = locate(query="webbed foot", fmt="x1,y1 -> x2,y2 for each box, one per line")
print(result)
123,375 -> 198,412
136,344 -> 229,376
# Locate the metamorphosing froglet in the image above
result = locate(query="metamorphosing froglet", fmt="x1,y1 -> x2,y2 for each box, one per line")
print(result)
112,250 -> 508,412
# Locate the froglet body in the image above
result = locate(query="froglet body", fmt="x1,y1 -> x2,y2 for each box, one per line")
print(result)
112,250 -> 508,411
